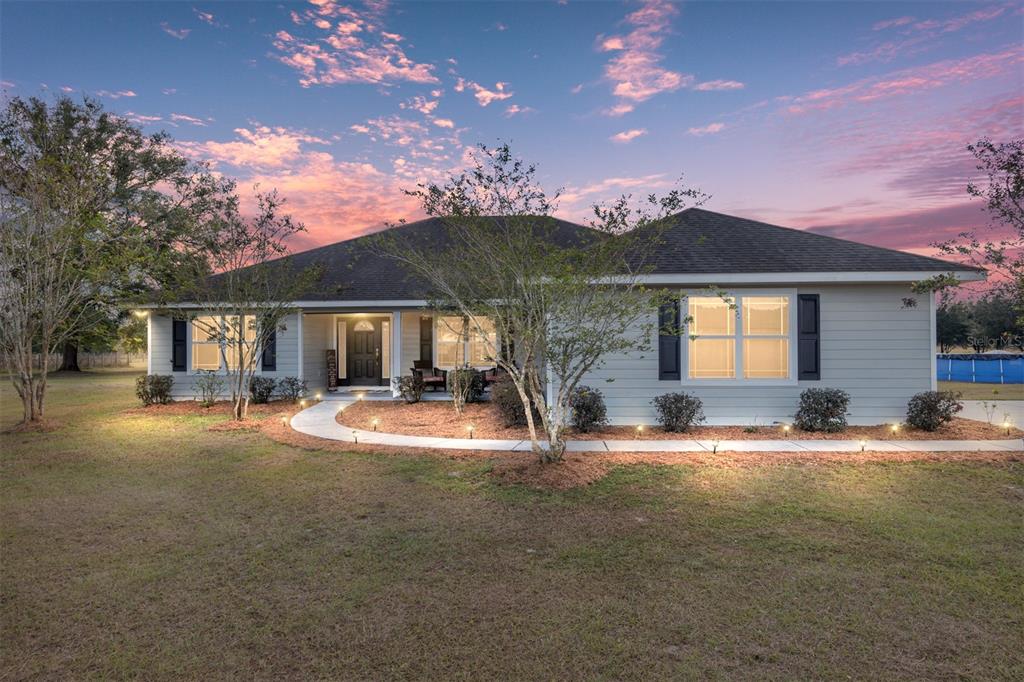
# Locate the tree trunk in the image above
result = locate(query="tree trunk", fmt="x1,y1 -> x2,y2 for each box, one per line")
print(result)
59,341 -> 80,372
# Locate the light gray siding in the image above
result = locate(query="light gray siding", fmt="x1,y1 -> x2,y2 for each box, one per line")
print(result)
575,284 -> 933,425
301,313 -> 334,392
400,311 -> 422,376
148,312 -> 301,399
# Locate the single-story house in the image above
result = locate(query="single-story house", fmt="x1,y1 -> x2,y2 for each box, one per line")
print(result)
144,208 -> 984,425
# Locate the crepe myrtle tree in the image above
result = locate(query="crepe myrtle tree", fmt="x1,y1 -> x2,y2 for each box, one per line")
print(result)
372,143 -> 707,463
913,138 -> 1023,326
159,188 -> 320,421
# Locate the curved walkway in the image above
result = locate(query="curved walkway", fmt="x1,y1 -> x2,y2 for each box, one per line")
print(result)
288,399 -> 1024,453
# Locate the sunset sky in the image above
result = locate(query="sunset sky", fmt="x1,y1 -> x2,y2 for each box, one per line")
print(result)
2,0 -> 1021,254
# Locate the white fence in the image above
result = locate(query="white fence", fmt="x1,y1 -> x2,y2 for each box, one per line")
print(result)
3,351 -> 146,372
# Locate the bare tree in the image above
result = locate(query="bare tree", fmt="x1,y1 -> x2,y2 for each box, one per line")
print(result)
374,144 -> 706,462
160,189 -> 320,421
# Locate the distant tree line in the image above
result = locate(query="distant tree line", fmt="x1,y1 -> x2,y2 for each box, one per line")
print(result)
936,292 -> 1022,353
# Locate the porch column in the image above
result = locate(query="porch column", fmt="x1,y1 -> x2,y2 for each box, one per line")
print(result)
391,310 -> 402,396
296,309 -> 304,383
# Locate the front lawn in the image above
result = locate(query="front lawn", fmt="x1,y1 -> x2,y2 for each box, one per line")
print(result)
2,372 -> 1022,679
938,380 -> 1024,401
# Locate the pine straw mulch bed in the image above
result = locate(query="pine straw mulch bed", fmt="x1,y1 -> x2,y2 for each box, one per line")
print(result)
337,399 -> 1023,441
118,400 -> 1023,490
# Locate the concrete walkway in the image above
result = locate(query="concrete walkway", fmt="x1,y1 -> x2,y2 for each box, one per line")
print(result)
289,399 -> 1024,453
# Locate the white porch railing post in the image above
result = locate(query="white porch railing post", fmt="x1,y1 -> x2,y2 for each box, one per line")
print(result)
391,310 -> 402,397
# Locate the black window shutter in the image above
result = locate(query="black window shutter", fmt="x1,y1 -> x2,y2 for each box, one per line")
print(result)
658,301 -> 681,381
419,316 -> 433,363
797,294 -> 820,380
261,329 -> 277,371
172,319 -> 186,372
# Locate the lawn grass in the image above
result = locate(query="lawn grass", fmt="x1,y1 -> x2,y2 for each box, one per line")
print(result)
938,380 -> 1024,401
2,371 -> 1023,679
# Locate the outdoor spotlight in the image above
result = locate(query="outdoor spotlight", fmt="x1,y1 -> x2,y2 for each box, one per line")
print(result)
859,440 -> 867,452
891,423 -> 899,434
1004,420 -> 1012,436
315,393 -> 322,401
712,439 -> 720,454
352,430 -> 358,444
372,417 -> 379,432
635,424 -> 644,438
281,416 -> 288,426
358,393 -> 365,402
467,424 -> 475,439
299,399 -> 306,408
782,424 -> 791,434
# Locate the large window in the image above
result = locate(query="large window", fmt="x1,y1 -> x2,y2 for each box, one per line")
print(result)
742,296 -> 789,379
192,315 -> 257,372
686,294 -> 793,382
688,297 -> 735,378
435,315 -> 498,368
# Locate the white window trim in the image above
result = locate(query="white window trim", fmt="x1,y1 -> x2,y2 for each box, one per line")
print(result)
187,313 -> 265,376
679,288 -> 799,386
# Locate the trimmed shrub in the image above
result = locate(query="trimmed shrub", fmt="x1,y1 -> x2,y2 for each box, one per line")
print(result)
249,376 -> 277,404
447,368 -> 484,412
277,376 -> 307,403
570,386 -> 608,433
794,388 -> 850,432
906,390 -> 962,431
194,370 -> 224,407
491,375 -> 540,427
135,374 -> 173,406
651,392 -> 705,432
392,375 -> 425,404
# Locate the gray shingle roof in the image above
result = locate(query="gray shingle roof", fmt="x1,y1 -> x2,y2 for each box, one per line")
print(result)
245,209 -> 982,302
276,216 -> 599,301
632,208 -> 984,275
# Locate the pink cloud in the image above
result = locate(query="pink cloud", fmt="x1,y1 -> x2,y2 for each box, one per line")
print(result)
504,104 -> 534,117
96,89 -> 137,99
178,125 -> 329,169
454,78 -> 514,106
687,122 -> 725,136
60,85 -> 74,93
124,112 -> 163,125
872,16 -> 915,31
170,113 -> 209,126
841,6 -> 1008,66
160,22 -> 191,40
558,173 -> 673,217
601,0 -> 690,104
788,46 -> 1023,113
162,88 -> 177,95
570,83 -> 584,95
610,128 -> 647,143
400,95 -> 439,114
193,9 -> 219,26
432,118 -> 455,128
271,2 -> 437,87
602,103 -> 635,117
694,79 -> 745,91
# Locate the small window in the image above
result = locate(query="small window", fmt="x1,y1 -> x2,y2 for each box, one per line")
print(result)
688,297 -> 735,379
192,316 -> 221,371
468,317 -> 497,366
742,297 -> 789,379
436,316 -> 465,367
224,315 -> 257,371
353,319 -> 374,332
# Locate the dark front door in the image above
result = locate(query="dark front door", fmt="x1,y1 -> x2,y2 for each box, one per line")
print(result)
348,319 -> 380,385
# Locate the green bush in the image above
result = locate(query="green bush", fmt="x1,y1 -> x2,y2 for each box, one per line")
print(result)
447,368 -> 484,405
249,376 -> 277,404
794,388 -> 850,432
491,375 -> 539,427
194,370 -> 224,407
135,374 -> 173,406
651,392 -> 704,432
906,391 -> 962,431
570,386 -> 608,432
276,376 -> 307,403
392,375 -> 424,404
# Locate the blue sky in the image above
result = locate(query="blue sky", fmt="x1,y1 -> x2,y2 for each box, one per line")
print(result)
2,1 -> 1021,253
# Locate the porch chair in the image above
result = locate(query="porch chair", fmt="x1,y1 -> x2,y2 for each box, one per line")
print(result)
411,360 -> 447,392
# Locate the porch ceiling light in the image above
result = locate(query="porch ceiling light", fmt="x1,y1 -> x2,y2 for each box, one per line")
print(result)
133,310 -> 149,318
